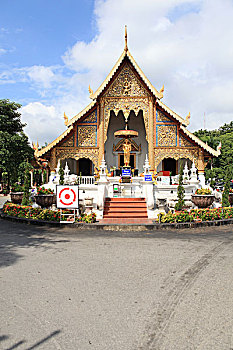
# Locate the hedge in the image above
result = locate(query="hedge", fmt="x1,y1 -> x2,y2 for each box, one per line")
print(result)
2,202 -> 96,223
158,207 -> 233,223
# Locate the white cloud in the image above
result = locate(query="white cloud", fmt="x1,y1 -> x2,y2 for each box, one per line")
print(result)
0,48 -> 7,55
16,0 -> 233,144
27,66 -> 56,89
20,102 -> 63,146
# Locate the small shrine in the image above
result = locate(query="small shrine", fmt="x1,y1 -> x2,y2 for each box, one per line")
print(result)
35,27 -> 221,219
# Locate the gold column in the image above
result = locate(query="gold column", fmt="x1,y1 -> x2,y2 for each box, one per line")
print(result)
50,148 -> 56,171
148,97 -> 155,170
198,148 -> 205,173
98,99 -> 105,167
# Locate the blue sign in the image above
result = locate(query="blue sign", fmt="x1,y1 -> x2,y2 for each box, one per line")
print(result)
144,174 -> 152,182
122,169 -> 131,177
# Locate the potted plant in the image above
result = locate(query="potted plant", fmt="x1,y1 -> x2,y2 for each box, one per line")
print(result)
10,183 -> 24,204
191,188 -> 215,208
229,188 -> 233,205
35,187 -> 55,208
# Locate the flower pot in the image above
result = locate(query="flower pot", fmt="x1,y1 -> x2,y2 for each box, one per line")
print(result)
10,192 -> 24,204
35,194 -> 54,208
229,193 -> 233,205
191,194 -> 215,208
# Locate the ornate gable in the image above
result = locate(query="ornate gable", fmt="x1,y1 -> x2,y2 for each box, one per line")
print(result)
59,133 -> 74,147
179,133 -> 194,147
104,61 -> 149,98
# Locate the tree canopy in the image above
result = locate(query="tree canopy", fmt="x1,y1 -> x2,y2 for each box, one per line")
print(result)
0,99 -> 34,186
194,121 -> 233,181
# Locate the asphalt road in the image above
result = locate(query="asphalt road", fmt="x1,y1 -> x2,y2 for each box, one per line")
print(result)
0,219 -> 233,350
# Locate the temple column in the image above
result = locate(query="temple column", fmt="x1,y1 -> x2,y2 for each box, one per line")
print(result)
98,99 -> 105,167
198,148 -> 205,187
50,148 -> 56,171
148,97 -> 155,170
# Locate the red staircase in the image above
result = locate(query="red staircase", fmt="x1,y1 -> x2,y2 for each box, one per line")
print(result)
100,197 -> 152,224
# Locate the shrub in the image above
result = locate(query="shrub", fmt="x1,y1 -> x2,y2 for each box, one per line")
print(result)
22,161 -> 31,206
11,183 -> 24,192
2,202 -> 97,223
175,163 -> 185,211
195,188 -> 212,195
37,186 -> 54,195
222,166 -> 231,207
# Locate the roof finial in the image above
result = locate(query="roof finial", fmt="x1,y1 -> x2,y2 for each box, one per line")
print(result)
124,25 -> 128,51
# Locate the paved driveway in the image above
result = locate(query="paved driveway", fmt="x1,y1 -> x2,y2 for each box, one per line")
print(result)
0,220 -> 233,350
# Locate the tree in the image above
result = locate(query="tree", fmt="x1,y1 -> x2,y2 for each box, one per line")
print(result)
222,165 -> 231,207
59,163 -> 64,185
43,170 -> 47,184
175,163 -> 185,211
0,99 -> 34,187
22,161 -> 31,206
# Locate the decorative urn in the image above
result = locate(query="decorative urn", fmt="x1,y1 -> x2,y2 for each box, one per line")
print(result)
35,187 -> 55,208
191,188 -> 215,208
229,193 -> 233,205
10,192 -> 24,204
35,194 -> 54,208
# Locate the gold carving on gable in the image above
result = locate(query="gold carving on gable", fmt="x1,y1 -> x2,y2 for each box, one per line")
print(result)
154,148 -> 198,170
156,125 -> 177,147
82,109 -> 97,123
179,134 -> 194,147
105,63 -> 148,97
56,148 -> 99,167
104,97 -> 149,142
156,109 -> 173,123
78,126 -> 97,147
59,133 -> 74,147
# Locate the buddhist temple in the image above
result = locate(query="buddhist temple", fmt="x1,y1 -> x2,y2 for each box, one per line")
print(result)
35,26 -> 221,221
36,28 -> 220,184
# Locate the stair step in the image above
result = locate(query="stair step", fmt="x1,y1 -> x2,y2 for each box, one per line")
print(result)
104,203 -> 147,208
99,218 -> 153,224
103,213 -> 148,218
104,208 -> 147,213
105,197 -> 145,202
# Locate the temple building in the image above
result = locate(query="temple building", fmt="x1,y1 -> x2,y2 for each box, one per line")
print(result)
36,28 -> 220,184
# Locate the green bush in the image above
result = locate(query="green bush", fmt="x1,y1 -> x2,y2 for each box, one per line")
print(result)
2,202 -> 97,223
11,183 -> 24,192
157,207 -> 233,223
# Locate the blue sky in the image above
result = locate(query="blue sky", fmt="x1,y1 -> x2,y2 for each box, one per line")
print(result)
1,0 -> 233,145
0,0 -> 95,102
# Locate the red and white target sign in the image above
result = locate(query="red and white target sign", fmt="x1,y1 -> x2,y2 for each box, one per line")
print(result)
56,185 -> 79,209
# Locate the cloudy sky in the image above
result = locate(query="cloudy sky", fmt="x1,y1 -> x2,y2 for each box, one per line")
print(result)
1,0 -> 233,146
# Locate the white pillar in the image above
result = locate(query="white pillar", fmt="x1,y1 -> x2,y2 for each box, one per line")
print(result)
198,172 -> 206,187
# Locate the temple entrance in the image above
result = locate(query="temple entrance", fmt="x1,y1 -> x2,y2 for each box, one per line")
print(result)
163,158 -> 177,176
77,158 -> 93,176
105,110 -> 148,172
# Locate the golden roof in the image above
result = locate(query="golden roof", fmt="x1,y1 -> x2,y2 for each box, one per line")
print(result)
157,100 -> 188,126
35,125 -> 74,158
67,100 -> 96,127
180,125 -> 220,157
89,49 -> 163,101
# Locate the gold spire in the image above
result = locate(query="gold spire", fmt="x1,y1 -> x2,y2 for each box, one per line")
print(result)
185,112 -> 191,126
64,112 -> 69,126
159,85 -> 164,98
88,85 -> 94,99
124,25 -> 128,51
